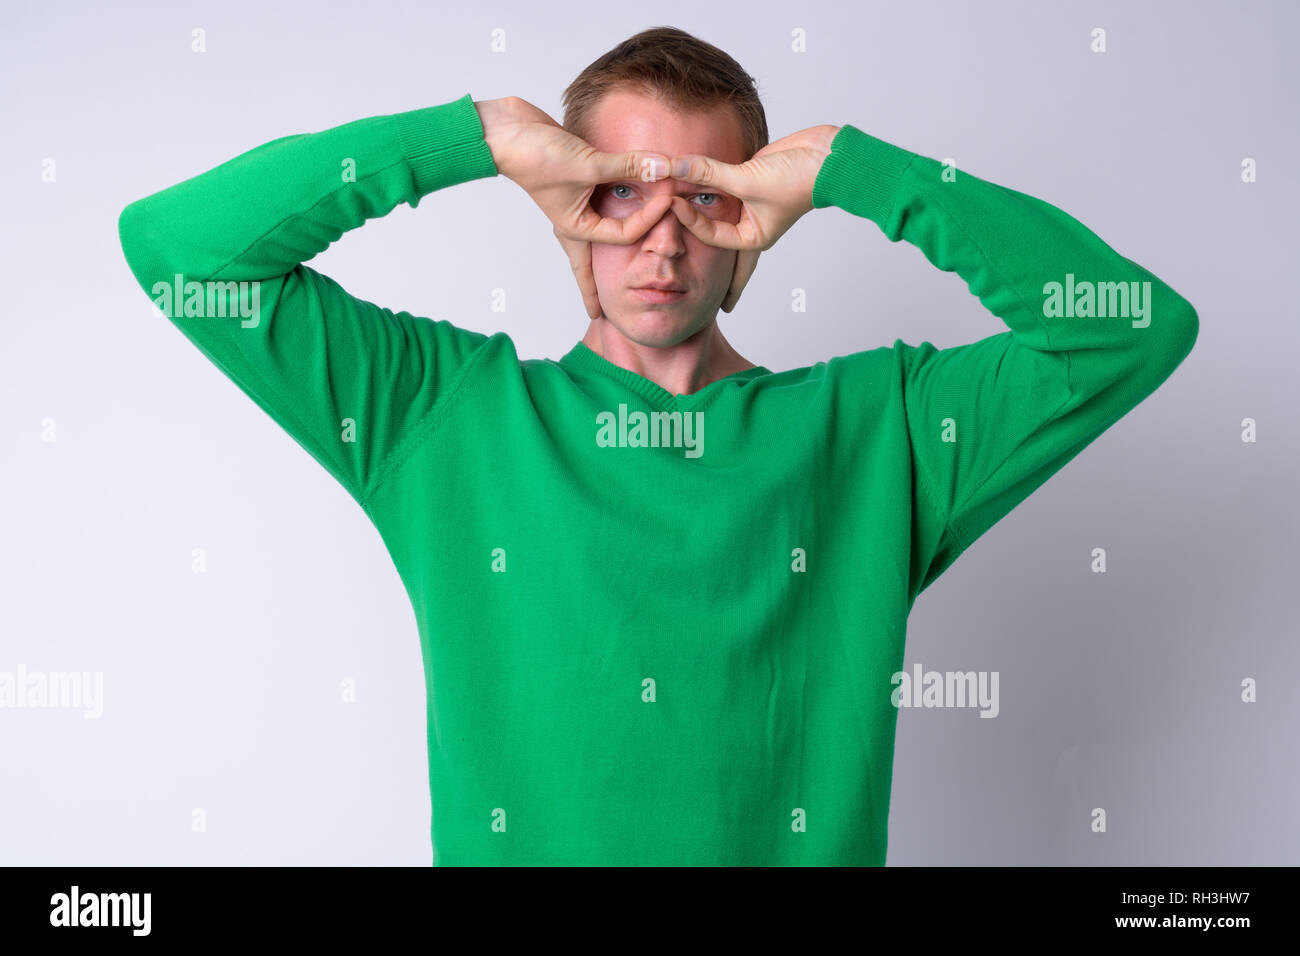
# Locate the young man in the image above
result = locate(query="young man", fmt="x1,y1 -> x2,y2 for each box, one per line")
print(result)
118,27 -> 1198,865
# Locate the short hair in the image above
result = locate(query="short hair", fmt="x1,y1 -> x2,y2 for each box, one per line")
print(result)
561,26 -> 769,162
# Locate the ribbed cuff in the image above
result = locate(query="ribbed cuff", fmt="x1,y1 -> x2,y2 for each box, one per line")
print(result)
392,93 -> 499,196
811,124 -> 916,226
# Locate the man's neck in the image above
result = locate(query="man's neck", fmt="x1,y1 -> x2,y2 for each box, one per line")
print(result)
580,319 -> 756,396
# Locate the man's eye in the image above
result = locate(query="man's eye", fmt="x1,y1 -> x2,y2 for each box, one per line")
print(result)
606,185 -> 720,206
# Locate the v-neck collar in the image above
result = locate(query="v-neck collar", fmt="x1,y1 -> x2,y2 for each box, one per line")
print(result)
558,341 -> 771,411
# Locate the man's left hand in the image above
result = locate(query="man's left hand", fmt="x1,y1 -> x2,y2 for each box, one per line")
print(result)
667,125 -> 841,312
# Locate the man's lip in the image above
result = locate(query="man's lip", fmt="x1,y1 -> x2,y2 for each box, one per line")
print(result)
633,285 -> 686,292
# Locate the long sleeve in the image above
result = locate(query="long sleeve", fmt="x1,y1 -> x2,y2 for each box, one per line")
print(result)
117,93 -> 499,508
811,126 -> 1198,594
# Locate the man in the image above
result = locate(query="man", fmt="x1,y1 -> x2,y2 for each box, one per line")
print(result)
118,27 -> 1198,865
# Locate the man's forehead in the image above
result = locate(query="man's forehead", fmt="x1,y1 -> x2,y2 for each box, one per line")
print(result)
587,89 -> 747,163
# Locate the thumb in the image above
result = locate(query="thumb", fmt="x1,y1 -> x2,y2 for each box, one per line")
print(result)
669,154 -> 745,195
592,150 -> 671,184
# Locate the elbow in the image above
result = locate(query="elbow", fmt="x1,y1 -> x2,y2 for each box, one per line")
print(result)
118,199 -> 152,268
117,198 -> 171,292
1144,296 -> 1198,383
118,199 -> 146,273
1169,298 -> 1199,368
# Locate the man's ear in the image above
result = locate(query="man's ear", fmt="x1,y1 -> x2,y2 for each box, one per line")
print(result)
721,249 -> 761,313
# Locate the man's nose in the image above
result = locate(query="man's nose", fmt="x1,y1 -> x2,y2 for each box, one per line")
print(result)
641,202 -> 686,256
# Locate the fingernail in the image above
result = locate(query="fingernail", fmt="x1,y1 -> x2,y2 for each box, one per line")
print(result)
670,158 -> 690,178
642,156 -> 668,181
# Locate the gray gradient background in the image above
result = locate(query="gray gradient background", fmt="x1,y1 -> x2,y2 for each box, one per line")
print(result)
2,0 -> 1296,865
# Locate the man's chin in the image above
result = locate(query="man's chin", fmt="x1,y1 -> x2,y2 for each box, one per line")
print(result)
609,310 -> 703,349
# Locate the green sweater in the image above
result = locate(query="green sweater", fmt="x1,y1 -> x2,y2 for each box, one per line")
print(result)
118,93 -> 1197,866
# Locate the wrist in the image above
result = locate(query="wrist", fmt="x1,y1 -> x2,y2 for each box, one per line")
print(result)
392,96 -> 499,193
474,97 -> 518,172
478,97 -> 533,179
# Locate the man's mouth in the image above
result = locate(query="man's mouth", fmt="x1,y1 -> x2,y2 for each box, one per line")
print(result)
632,287 -> 687,303
632,281 -> 687,303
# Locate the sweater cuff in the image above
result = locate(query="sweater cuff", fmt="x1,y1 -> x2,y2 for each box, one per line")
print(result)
811,124 -> 916,226
392,93 -> 499,196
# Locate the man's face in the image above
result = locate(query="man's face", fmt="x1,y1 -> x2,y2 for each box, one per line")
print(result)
584,88 -> 747,347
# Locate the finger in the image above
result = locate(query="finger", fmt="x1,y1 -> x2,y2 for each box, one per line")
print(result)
592,150 -> 670,187
576,239 -> 603,320
721,249 -> 761,314
555,228 -> 603,320
572,192 -> 675,245
667,195 -> 748,249
669,154 -> 746,197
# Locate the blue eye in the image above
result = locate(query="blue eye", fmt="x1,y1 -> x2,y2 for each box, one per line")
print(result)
606,184 -> 719,207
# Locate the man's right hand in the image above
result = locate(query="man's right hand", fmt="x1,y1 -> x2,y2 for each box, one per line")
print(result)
474,96 -> 673,321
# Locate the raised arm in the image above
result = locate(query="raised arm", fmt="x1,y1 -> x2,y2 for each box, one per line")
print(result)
669,124 -> 1198,596
811,126 -> 1198,591
118,94 -> 679,507
117,94 -> 500,507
